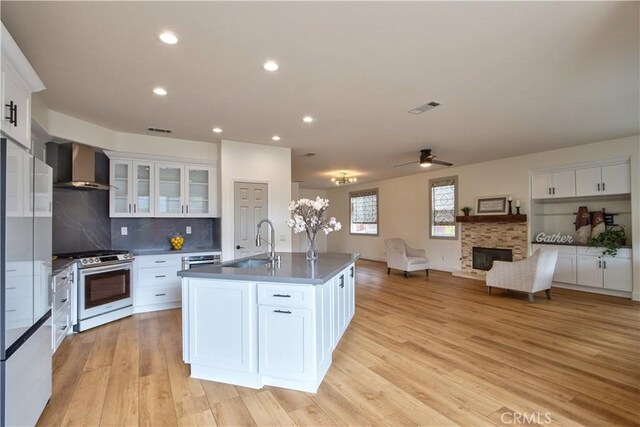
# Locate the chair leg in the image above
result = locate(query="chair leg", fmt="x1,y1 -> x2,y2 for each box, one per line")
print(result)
545,289 -> 551,299
425,269 -> 429,278
486,286 -> 492,295
528,293 -> 535,303
404,271 -> 409,278
387,267 -> 391,275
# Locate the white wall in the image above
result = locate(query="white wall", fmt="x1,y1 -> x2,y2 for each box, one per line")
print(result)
220,139 -> 292,261
325,135 -> 640,300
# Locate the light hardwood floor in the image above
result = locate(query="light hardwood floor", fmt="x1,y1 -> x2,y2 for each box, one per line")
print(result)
37,260 -> 640,426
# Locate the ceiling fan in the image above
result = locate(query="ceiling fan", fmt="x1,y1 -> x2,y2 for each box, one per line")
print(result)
393,149 -> 454,168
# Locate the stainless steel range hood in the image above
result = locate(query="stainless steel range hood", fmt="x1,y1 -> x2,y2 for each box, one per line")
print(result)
51,142 -> 110,191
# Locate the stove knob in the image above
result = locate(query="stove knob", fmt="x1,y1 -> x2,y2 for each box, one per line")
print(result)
81,259 -> 87,264
88,259 -> 93,263
94,258 -> 100,263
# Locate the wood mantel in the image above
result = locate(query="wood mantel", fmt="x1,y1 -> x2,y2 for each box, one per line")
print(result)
456,214 -> 527,223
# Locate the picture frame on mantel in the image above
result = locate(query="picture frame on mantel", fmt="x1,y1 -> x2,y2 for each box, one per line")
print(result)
475,195 -> 509,215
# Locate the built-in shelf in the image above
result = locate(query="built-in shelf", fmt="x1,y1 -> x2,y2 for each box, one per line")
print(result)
456,214 -> 527,223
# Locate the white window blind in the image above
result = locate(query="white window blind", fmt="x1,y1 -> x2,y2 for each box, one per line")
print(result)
350,190 -> 377,224
431,177 -> 456,226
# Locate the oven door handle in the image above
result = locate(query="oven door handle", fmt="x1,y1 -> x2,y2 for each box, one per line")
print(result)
79,262 -> 134,276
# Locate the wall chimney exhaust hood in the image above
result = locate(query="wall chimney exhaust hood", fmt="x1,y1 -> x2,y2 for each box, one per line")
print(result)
51,142 -> 110,191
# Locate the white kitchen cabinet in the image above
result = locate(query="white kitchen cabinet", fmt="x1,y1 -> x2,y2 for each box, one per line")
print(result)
33,156 -> 53,217
1,24 -> 45,149
332,270 -> 349,348
576,255 -> 603,288
110,160 -> 155,217
185,165 -> 217,217
52,266 -> 73,353
531,170 -> 575,199
602,257 -> 633,292
156,162 -> 185,216
575,163 -> 630,197
187,279 -> 257,381
553,253 -> 577,284
258,305 -> 313,382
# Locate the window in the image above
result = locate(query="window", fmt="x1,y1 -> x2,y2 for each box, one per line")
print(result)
429,176 -> 458,239
350,189 -> 378,235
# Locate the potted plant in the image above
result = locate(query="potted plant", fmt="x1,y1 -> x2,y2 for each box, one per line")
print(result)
589,226 -> 626,257
460,206 -> 472,216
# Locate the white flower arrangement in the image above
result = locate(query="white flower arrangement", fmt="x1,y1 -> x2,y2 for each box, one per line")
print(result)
286,197 -> 342,245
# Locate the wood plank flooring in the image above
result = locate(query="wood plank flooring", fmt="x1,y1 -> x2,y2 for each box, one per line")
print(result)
37,260 -> 640,426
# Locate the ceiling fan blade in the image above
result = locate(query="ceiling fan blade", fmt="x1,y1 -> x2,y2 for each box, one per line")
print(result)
430,159 -> 453,167
393,160 -> 419,168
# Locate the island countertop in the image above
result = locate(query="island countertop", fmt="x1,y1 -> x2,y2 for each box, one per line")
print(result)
177,252 -> 359,284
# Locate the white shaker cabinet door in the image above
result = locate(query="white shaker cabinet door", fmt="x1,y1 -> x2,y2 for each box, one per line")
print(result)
188,280 -> 255,372
575,167 -> 601,197
553,253 -> 577,284
551,170 -> 576,198
576,256 -> 603,288
603,257 -> 632,292
258,305 -> 313,382
531,173 -> 553,199
601,163 -> 630,195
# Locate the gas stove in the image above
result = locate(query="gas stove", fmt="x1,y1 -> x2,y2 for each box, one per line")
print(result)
54,250 -> 134,268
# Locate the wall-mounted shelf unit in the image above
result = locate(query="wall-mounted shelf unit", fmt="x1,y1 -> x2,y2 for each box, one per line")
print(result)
456,214 -> 527,223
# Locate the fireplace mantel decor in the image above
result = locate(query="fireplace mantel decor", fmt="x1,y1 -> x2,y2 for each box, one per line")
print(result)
456,214 -> 527,223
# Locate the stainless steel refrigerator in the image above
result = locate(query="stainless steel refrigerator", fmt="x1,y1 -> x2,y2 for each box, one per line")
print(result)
0,137 -> 52,426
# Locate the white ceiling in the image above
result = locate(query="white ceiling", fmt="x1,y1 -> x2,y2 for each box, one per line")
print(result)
2,1 -> 638,188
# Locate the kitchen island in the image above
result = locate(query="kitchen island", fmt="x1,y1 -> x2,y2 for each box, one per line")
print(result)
178,252 -> 358,393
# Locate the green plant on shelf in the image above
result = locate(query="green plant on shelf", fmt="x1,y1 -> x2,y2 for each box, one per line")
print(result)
589,226 -> 626,257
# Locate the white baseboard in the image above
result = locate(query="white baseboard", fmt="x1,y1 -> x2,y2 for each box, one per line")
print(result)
632,292 -> 640,302
133,301 -> 181,314
552,282 -> 632,299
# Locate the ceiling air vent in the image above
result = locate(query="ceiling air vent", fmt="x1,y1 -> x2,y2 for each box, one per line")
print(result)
147,127 -> 172,134
408,101 -> 441,115
302,152 -> 316,157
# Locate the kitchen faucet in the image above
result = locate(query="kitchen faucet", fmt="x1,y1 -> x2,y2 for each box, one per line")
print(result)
256,218 -> 277,262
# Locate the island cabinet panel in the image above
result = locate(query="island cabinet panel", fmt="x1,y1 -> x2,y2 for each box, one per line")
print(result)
258,306 -> 313,381
188,280 -> 256,372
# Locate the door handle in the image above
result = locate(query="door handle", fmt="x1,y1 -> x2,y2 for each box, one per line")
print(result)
236,245 -> 244,250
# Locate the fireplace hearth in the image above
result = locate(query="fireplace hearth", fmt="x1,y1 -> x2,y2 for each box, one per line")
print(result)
472,247 -> 513,271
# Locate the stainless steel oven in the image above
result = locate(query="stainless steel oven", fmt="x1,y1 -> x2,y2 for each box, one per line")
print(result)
181,253 -> 221,270
54,251 -> 135,332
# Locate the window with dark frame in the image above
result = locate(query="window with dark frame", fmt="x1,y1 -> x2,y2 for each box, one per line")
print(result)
429,176 -> 458,239
350,189 -> 378,235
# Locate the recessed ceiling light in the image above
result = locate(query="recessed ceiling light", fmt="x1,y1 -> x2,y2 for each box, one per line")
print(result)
159,31 -> 178,45
302,116 -> 314,123
212,127 -> 222,133
153,87 -> 167,96
263,60 -> 279,72
272,135 -> 281,141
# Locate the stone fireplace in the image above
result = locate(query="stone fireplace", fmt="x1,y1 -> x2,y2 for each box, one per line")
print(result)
460,222 -> 527,275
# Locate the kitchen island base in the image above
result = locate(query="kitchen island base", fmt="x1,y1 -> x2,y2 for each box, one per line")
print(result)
180,254 -> 356,393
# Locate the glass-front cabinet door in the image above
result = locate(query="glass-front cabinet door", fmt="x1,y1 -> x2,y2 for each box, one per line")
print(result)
132,162 -> 154,217
155,163 -> 184,216
185,166 -> 216,217
110,160 -> 131,217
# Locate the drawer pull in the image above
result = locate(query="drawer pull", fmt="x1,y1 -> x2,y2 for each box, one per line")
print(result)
60,298 -> 68,303
6,269 -> 16,272
6,287 -> 16,290
273,294 -> 291,298
155,260 -> 166,264
6,309 -> 16,313
59,276 -> 68,281
60,325 -> 67,331
339,275 -> 345,288
155,293 -> 166,297
350,266 -> 354,278
155,275 -> 167,278
274,310 -> 291,314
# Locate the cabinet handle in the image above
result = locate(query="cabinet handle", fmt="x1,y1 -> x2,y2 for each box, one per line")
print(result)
49,201 -> 52,212
5,101 -> 16,126
274,310 -> 292,314
134,203 -> 137,213
350,266 -> 354,278
181,205 -> 184,214
548,187 -> 551,195
5,101 -> 14,122
602,182 -> 605,191
339,275 -> 344,288
6,309 -> 16,313
155,293 -> 166,297
186,205 -> 189,214
6,287 -> 16,290
12,103 -> 17,127
155,260 -> 166,263
597,183 -> 600,191
598,260 -> 602,269
60,276 -> 68,281
128,203 -> 132,213
552,187 -> 556,195
273,294 -> 291,298
603,261 -> 607,269
60,325 -> 68,331
155,275 -> 166,278
60,298 -> 68,303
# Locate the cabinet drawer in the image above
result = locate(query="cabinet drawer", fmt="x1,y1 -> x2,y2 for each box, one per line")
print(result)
136,285 -> 181,306
137,254 -> 182,269
577,247 -> 631,258
532,244 -> 576,255
257,282 -> 314,309
53,307 -> 71,351
138,266 -> 180,288
53,269 -> 71,292
52,283 -> 71,315
5,262 -> 32,277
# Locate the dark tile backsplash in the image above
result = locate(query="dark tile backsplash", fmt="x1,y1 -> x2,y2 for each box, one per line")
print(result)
111,218 -> 220,251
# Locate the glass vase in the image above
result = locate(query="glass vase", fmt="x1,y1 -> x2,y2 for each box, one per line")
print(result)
306,233 -> 318,261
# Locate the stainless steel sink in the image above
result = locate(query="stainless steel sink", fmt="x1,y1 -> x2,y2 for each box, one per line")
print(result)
223,259 -> 269,269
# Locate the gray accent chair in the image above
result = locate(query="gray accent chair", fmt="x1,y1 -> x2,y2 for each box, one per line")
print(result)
384,238 -> 429,278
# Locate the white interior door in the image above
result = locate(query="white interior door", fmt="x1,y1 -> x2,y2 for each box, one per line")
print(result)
234,182 -> 268,259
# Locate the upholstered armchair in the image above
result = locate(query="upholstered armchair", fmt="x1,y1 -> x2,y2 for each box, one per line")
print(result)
384,238 -> 429,278
486,248 -> 559,303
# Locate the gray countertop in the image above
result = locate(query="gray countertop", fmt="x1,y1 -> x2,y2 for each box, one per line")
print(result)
131,247 -> 221,256
178,252 -> 360,285
52,258 -> 77,275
